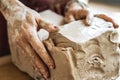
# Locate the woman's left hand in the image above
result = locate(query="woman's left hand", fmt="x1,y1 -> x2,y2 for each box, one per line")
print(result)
64,2 -> 119,28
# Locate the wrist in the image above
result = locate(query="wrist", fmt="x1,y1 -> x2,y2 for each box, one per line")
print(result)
0,0 -> 26,23
0,0 -> 26,20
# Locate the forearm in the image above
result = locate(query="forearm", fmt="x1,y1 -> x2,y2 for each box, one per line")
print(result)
0,0 -> 26,21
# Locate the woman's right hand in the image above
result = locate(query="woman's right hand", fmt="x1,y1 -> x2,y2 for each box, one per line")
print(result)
0,0 -> 58,79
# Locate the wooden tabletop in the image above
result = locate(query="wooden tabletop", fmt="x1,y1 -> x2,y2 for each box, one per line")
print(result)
0,55 -> 33,80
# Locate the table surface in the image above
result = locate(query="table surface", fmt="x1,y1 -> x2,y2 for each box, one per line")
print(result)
0,55 -> 33,80
0,1 -> 120,80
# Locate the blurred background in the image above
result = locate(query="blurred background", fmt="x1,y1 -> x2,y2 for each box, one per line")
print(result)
89,0 -> 120,12
91,0 -> 120,5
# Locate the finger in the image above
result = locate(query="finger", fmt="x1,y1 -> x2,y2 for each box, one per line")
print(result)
95,14 -> 119,28
77,9 -> 93,26
64,12 -> 75,23
36,16 -> 58,32
55,3 -> 62,14
17,38 -> 49,79
76,9 -> 88,20
84,10 -> 93,26
22,26 -> 55,69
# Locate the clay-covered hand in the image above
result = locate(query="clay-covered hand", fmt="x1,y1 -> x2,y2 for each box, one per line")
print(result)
64,2 -> 93,26
15,9 -> 57,79
0,0 -> 57,79
64,2 -> 119,28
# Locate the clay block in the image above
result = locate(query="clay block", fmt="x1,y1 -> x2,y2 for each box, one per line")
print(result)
8,10 -> 120,80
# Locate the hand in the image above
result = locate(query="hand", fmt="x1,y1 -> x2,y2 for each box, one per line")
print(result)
64,2 -> 93,26
6,7 -> 57,79
19,9 -> 58,78
64,2 -> 119,28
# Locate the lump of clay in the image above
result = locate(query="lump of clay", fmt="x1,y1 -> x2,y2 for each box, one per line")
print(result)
8,10 -> 120,80
45,30 -> 120,80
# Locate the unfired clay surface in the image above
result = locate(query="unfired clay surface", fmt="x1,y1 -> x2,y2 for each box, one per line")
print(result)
8,10 -> 120,80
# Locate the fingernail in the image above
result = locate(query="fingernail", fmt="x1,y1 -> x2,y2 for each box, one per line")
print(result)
43,75 -> 47,79
49,65 -> 55,69
43,73 -> 49,79
87,20 -> 91,26
87,19 -> 90,24
54,26 -> 58,29
115,24 -> 119,28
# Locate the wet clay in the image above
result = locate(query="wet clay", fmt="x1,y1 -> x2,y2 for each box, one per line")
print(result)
45,30 -> 119,80
8,10 -> 120,80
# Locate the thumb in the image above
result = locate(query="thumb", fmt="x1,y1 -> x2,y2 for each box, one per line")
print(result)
84,11 -> 93,26
36,16 -> 58,32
